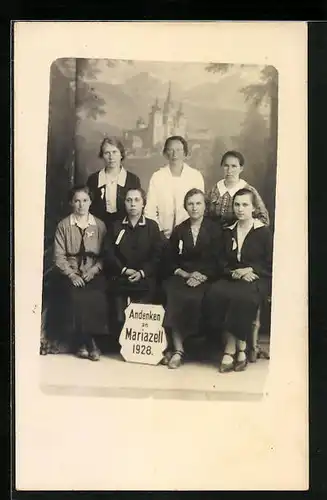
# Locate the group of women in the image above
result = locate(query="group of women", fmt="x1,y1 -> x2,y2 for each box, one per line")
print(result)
50,134 -> 273,373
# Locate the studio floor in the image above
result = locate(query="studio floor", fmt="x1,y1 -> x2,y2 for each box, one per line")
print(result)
39,340 -> 270,401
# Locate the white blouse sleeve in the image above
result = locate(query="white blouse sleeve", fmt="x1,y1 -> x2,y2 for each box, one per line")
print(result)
144,174 -> 160,227
196,171 -> 205,192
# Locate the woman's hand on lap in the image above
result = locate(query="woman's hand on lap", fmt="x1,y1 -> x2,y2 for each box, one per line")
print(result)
125,268 -> 138,276
192,271 -> 207,283
186,276 -> 201,287
82,267 -> 98,283
128,271 -> 142,282
231,267 -> 253,279
242,271 -> 259,282
175,269 -> 191,280
70,274 -> 85,287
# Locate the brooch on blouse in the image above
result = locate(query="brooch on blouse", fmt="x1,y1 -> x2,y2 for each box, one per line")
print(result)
85,230 -> 95,238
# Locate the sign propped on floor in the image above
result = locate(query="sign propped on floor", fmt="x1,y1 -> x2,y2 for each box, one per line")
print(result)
119,303 -> 168,365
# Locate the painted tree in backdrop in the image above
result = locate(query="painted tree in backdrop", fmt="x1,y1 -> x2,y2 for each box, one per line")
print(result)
235,103 -> 270,199
206,63 -> 278,228
72,59 -> 133,183
58,58 -> 133,120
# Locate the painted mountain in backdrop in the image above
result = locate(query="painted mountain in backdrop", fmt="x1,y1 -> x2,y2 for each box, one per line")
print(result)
89,71 -> 250,138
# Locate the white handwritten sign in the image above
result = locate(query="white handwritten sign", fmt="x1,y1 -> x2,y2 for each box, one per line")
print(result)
119,303 -> 167,365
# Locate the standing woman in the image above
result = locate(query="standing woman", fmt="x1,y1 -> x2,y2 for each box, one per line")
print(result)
87,136 -> 141,229
162,188 -> 223,369
206,150 -> 269,228
52,185 -> 108,361
145,136 -> 205,240
203,187 -> 273,373
104,188 -> 163,328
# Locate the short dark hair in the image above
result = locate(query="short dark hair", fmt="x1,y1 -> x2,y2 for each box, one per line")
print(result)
220,150 -> 245,167
163,135 -> 189,156
68,185 -> 93,202
232,187 -> 257,213
125,187 -> 147,206
98,136 -> 126,161
183,188 -> 205,210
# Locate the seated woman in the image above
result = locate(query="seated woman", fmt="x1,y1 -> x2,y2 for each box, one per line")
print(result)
162,188 -> 223,369
51,185 -> 108,361
104,187 -> 163,329
87,136 -> 141,229
206,150 -> 270,228
203,187 -> 273,373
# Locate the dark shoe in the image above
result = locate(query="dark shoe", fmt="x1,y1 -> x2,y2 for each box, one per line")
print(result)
76,345 -> 89,359
40,339 -> 48,355
161,351 -> 173,365
48,340 -> 60,354
88,338 -> 101,361
257,348 -> 270,360
218,353 -> 235,373
234,350 -> 248,372
88,349 -> 100,361
168,350 -> 184,369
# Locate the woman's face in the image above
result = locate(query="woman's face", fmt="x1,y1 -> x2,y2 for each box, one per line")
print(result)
165,140 -> 186,164
102,143 -> 122,169
71,190 -> 92,216
233,194 -> 254,221
185,193 -> 205,221
222,155 -> 243,183
125,190 -> 144,218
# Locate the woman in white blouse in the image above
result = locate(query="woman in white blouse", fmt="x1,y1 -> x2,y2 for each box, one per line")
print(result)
144,136 -> 205,239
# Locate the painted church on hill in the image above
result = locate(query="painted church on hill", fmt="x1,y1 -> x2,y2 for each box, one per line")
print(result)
123,82 -> 187,155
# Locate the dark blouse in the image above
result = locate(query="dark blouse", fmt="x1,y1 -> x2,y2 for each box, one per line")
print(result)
103,215 -> 163,279
87,169 -> 141,224
221,221 -> 273,280
165,217 -> 223,280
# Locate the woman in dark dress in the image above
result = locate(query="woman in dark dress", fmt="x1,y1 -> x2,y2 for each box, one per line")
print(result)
51,185 -> 109,361
203,187 -> 273,373
87,136 -> 141,229
162,188 -> 223,369
104,187 -> 164,329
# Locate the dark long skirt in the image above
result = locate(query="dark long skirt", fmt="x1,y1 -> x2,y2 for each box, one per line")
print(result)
47,272 -> 110,348
203,278 -> 268,341
163,275 -> 209,340
107,276 -> 157,325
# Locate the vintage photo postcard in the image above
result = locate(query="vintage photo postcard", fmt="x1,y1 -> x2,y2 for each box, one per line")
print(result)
14,21 -> 308,491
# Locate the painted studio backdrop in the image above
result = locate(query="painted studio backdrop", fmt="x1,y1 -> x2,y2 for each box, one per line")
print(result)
42,58 -> 278,338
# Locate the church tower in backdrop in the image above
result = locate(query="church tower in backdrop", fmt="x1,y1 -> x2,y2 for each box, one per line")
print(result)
124,81 -> 187,154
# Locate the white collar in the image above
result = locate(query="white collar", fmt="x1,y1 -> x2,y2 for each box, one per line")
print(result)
162,163 -> 191,178
98,166 -> 127,188
227,219 -> 265,231
217,178 -> 247,197
70,213 -> 96,227
122,215 -> 146,226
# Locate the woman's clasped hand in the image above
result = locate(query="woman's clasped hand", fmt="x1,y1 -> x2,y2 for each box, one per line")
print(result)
231,267 -> 259,282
